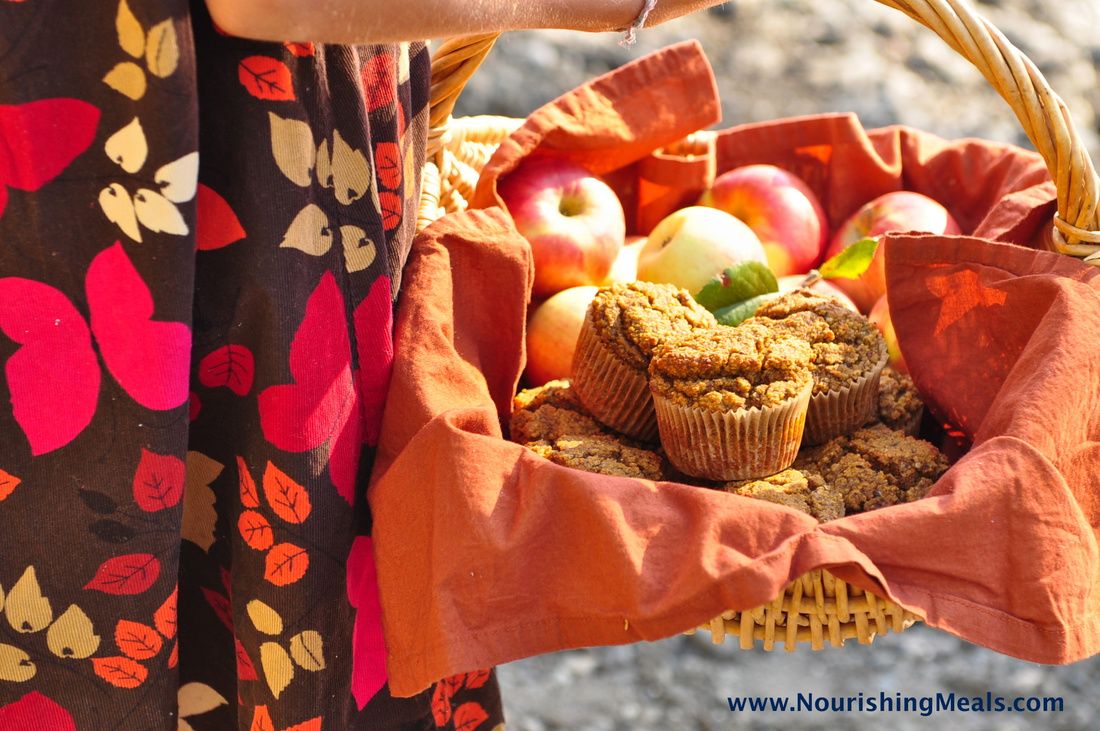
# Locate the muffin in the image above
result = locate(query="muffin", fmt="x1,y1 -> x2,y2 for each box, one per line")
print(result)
876,367 -> 924,435
725,468 -> 844,521
571,282 -> 716,441
647,321 -> 814,480
748,289 -> 888,444
526,434 -> 666,480
795,424 -> 948,513
510,379 -> 606,444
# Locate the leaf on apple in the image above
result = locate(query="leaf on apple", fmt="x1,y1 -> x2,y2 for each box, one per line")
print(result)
694,261 -> 778,312
713,293 -> 775,327
819,238 -> 879,280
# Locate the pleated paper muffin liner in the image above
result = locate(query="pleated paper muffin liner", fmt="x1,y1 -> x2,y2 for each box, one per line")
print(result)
652,381 -> 813,481
804,345 -> 889,446
571,318 -> 660,442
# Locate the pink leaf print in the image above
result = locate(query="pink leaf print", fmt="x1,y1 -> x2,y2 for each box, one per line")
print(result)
85,554 -> 161,595
353,275 -> 394,447
198,344 -> 255,396
0,692 -> 76,731
238,56 -> 296,101
0,99 -> 99,218
196,184 -> 246,250
132,449 -> 185,511
347,537 -> 387,709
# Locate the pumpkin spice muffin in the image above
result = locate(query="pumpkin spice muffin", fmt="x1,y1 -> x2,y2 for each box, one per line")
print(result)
571,282 -> 716,441
876,367 -> 924,435
526,434 -> 666,480
648,321 -> 814,481
748,289 -> 888,444
509,379 -> 606,444
795,424 -> 948,513
725,468 -> 844,521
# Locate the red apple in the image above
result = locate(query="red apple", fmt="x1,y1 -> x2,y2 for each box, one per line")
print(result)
525,285 -> 599,387
699,164 -> 828,276
777,275 -> 859,313
499,158 -> 625,298
637,206 -> 767,295
868,294 -> 907,374
826,191 -> 961,312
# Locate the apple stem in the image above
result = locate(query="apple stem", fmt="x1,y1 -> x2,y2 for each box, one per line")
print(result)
801,269 -> 822,288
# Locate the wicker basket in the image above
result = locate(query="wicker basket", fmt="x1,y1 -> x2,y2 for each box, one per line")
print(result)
413,0 -> 1100,652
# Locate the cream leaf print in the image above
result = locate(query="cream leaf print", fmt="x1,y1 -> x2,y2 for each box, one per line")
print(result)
397,42 -> 411,84
105,118 -> 148,174
99,184 -> 142,242
316,139 -> 333,189
340,225 -> 376,273
269,113 -> 316,187
134,188 -> 189,235
0,582 -> 5,613
5,567 -> 52,633
103,62 -> 147,101
116,0 -> 145,59
178,682 -> 228,718
155,152 -> 199,204
145,20 -> 180,78
46,604 -> 101,659
331,129 -> 371,205
259,641 -> 294,699
182,451 -> 222,553
0,644 -> 35,682
288,630 -> 325,671
279,204 -> 332,255
246,600 -> 284,636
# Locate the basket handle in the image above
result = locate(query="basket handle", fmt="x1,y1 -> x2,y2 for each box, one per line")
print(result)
425,1 -> 1100,260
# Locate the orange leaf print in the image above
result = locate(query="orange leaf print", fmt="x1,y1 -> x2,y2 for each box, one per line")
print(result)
262,462 -> 311,524
0,469 -> 20,501
167,640 -> 178,668
250,705 -> 275,731
93,656 -> 148,688
238,456 -> 260,508
154,586 -> 177,639
115,619 -> 163,660
431,681 -> 453,726
264,543 -> 309,586
375,142 -> 401,189
453,702 -> 489,731
283,719 -> 322,731
464,668 -> 491,689
284,41 -> 315,57
378,191 -> 401,231
239,510 -> 274,551
238,56 -> 295,101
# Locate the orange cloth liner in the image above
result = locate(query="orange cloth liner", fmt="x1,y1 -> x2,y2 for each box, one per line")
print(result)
369,41 -> 1100,696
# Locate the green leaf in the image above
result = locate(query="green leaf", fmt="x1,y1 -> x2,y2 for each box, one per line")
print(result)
694,261 -> 778,312
819,238 -> 879,280
713,293 -> 776,327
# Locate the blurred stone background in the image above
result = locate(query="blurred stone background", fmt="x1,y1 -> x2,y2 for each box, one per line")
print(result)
452,1 -> 1100,728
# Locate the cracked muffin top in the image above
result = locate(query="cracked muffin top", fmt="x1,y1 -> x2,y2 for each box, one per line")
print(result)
747,289 -> 886,395
526,434 -> 666,480
725,468 -> 844,522
586,281 -> 717,370
510,379 -> 606,444
876,367 -> 924,431
648,321 -> 813,412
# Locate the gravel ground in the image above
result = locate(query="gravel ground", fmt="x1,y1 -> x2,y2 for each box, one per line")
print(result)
453,2 -> 1100,728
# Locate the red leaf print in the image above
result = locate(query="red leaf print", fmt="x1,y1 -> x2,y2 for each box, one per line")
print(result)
189,391 -> 201,421
236,637 -> 259,681
85,554 -> 161,595
154,587 -> 178,638
196,184 -> 247,250
198,344 -> 255,396
375,142 -> 401,189
238,510 -> 274,551
238,56 -> 296,101
115,619 -> 163,660
353,276 -> 393,447
202,587 -> 234,632
360,52 -> 395,112
464,668 -> 491,689
0,692 -> 77,731
92,656 -> 148,688
431,681 -> 453,726
238,456 -> 260,508
284,41 -> 315,57
167,640 -> 178,668
0,99 -> 99,219
452,702 -> 489,731
0,469 -> 20,501
264,543 -> 309,586
262,461 -> 311,524
378,191 -> 402,231
132,449 -> 185,511
441,674 -> 464,696
283,719 -> 322,731
250,705 -> 275,731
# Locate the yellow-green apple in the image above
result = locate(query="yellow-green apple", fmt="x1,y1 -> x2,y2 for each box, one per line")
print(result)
603,235 -> 646,284
826,191 -> 961,312
637,206 -> 767,295
777,275 -> 859,313
525,285 -> 599,387
499,158 -> 625,298
699,164 -> 827,276
868,294 -> 907,373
